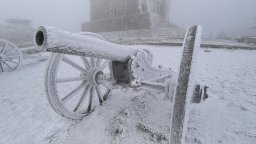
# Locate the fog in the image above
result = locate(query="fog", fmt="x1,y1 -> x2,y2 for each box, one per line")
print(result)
171,0 -> 256,37
0,0 -> 90,32
0,0 -> 255,36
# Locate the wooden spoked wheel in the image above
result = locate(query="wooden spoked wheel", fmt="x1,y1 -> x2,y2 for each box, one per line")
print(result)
0,39 -> 23,72
45,53 -> 112,120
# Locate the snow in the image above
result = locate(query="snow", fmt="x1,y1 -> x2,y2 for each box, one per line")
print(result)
186,48 -> 256,144
65,90 -> 171,144
37,26 -> 133,62
0,59 -> 75,144
0,45 -> 256,144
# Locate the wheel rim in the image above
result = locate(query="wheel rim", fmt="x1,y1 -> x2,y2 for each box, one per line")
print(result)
170,25 -> 202,144
45,53 -> 112,120
0,39 -> 22,72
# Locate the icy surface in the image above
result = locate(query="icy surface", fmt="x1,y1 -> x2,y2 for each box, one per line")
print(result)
38,27 -> 133,62
186,48 -> 256,144
0,45 -> 256,144
0,60 -> 75,144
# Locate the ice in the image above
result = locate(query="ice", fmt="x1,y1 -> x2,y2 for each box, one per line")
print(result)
0,45 -> 256,144
186,48 -> 256,144
36,26 -> 134,62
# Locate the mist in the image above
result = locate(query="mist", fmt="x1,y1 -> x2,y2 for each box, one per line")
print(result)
0,0 -> 256,36
0,0 -> 90,32
171,0 -> 256,37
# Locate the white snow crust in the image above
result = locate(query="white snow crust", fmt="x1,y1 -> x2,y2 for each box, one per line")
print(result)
38,27 -> 133,62
0,45 -> 255,144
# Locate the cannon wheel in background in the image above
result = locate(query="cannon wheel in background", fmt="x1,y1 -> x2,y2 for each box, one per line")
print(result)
169,25 -> 202,144
0,39 -> 23,72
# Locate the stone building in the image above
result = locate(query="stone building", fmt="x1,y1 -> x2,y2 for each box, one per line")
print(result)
82,0 -> 184,40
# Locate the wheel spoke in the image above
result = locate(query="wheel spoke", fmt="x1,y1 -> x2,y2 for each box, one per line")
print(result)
90,58 -> 95,67
62,56 -> 86,72
1,42 -> 7,54
0,62 -> 4,72
56,76 -> 87,83
2,61 -> 15,71
95,59 -> 102,67
103,89 -> 111,101
4,48 -> 16,56
81,57 -> 90,70
95,86 -> 103,105
73,84 -> 90,112
99,60 -> 109,70
62,82 -> 86,103
87,86 -> 94,112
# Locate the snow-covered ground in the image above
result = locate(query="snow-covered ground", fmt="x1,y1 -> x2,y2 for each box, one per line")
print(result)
0,45 -> 255,144
186,48 -> 256,144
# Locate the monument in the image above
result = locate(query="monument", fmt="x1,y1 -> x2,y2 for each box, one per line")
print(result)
82,0 -> 184,40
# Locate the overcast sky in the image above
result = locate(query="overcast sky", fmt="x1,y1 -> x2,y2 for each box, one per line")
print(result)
0,0 -> 255,36
171,0 -> 256,37
0,0 -> 90,32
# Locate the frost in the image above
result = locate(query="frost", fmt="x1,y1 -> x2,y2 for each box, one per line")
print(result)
37,26 -> 134,62
1,40 -> 256,144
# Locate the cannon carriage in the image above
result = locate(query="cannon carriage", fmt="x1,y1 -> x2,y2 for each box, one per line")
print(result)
35,25 -> 202,144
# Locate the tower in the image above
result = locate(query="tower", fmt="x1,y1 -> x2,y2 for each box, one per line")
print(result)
82,0 -> 184,39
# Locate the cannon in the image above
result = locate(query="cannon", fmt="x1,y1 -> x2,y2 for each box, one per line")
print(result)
34,25 -> 202,144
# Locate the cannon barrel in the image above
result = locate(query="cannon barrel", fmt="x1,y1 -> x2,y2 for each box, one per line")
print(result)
34,26 -> 133,62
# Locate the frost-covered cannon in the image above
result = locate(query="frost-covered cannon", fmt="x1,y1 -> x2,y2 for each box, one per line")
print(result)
0,39 -> 47,72
35,25 -> 202,144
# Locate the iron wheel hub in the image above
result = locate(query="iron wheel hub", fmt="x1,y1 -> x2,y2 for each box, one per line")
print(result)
83,67 -> 104,86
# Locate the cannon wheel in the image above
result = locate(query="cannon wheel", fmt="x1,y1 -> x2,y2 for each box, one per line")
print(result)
45,32 -> 112,120
45,54 -> 112,120
0,39 -> 23,72
169,25 -> 202,144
